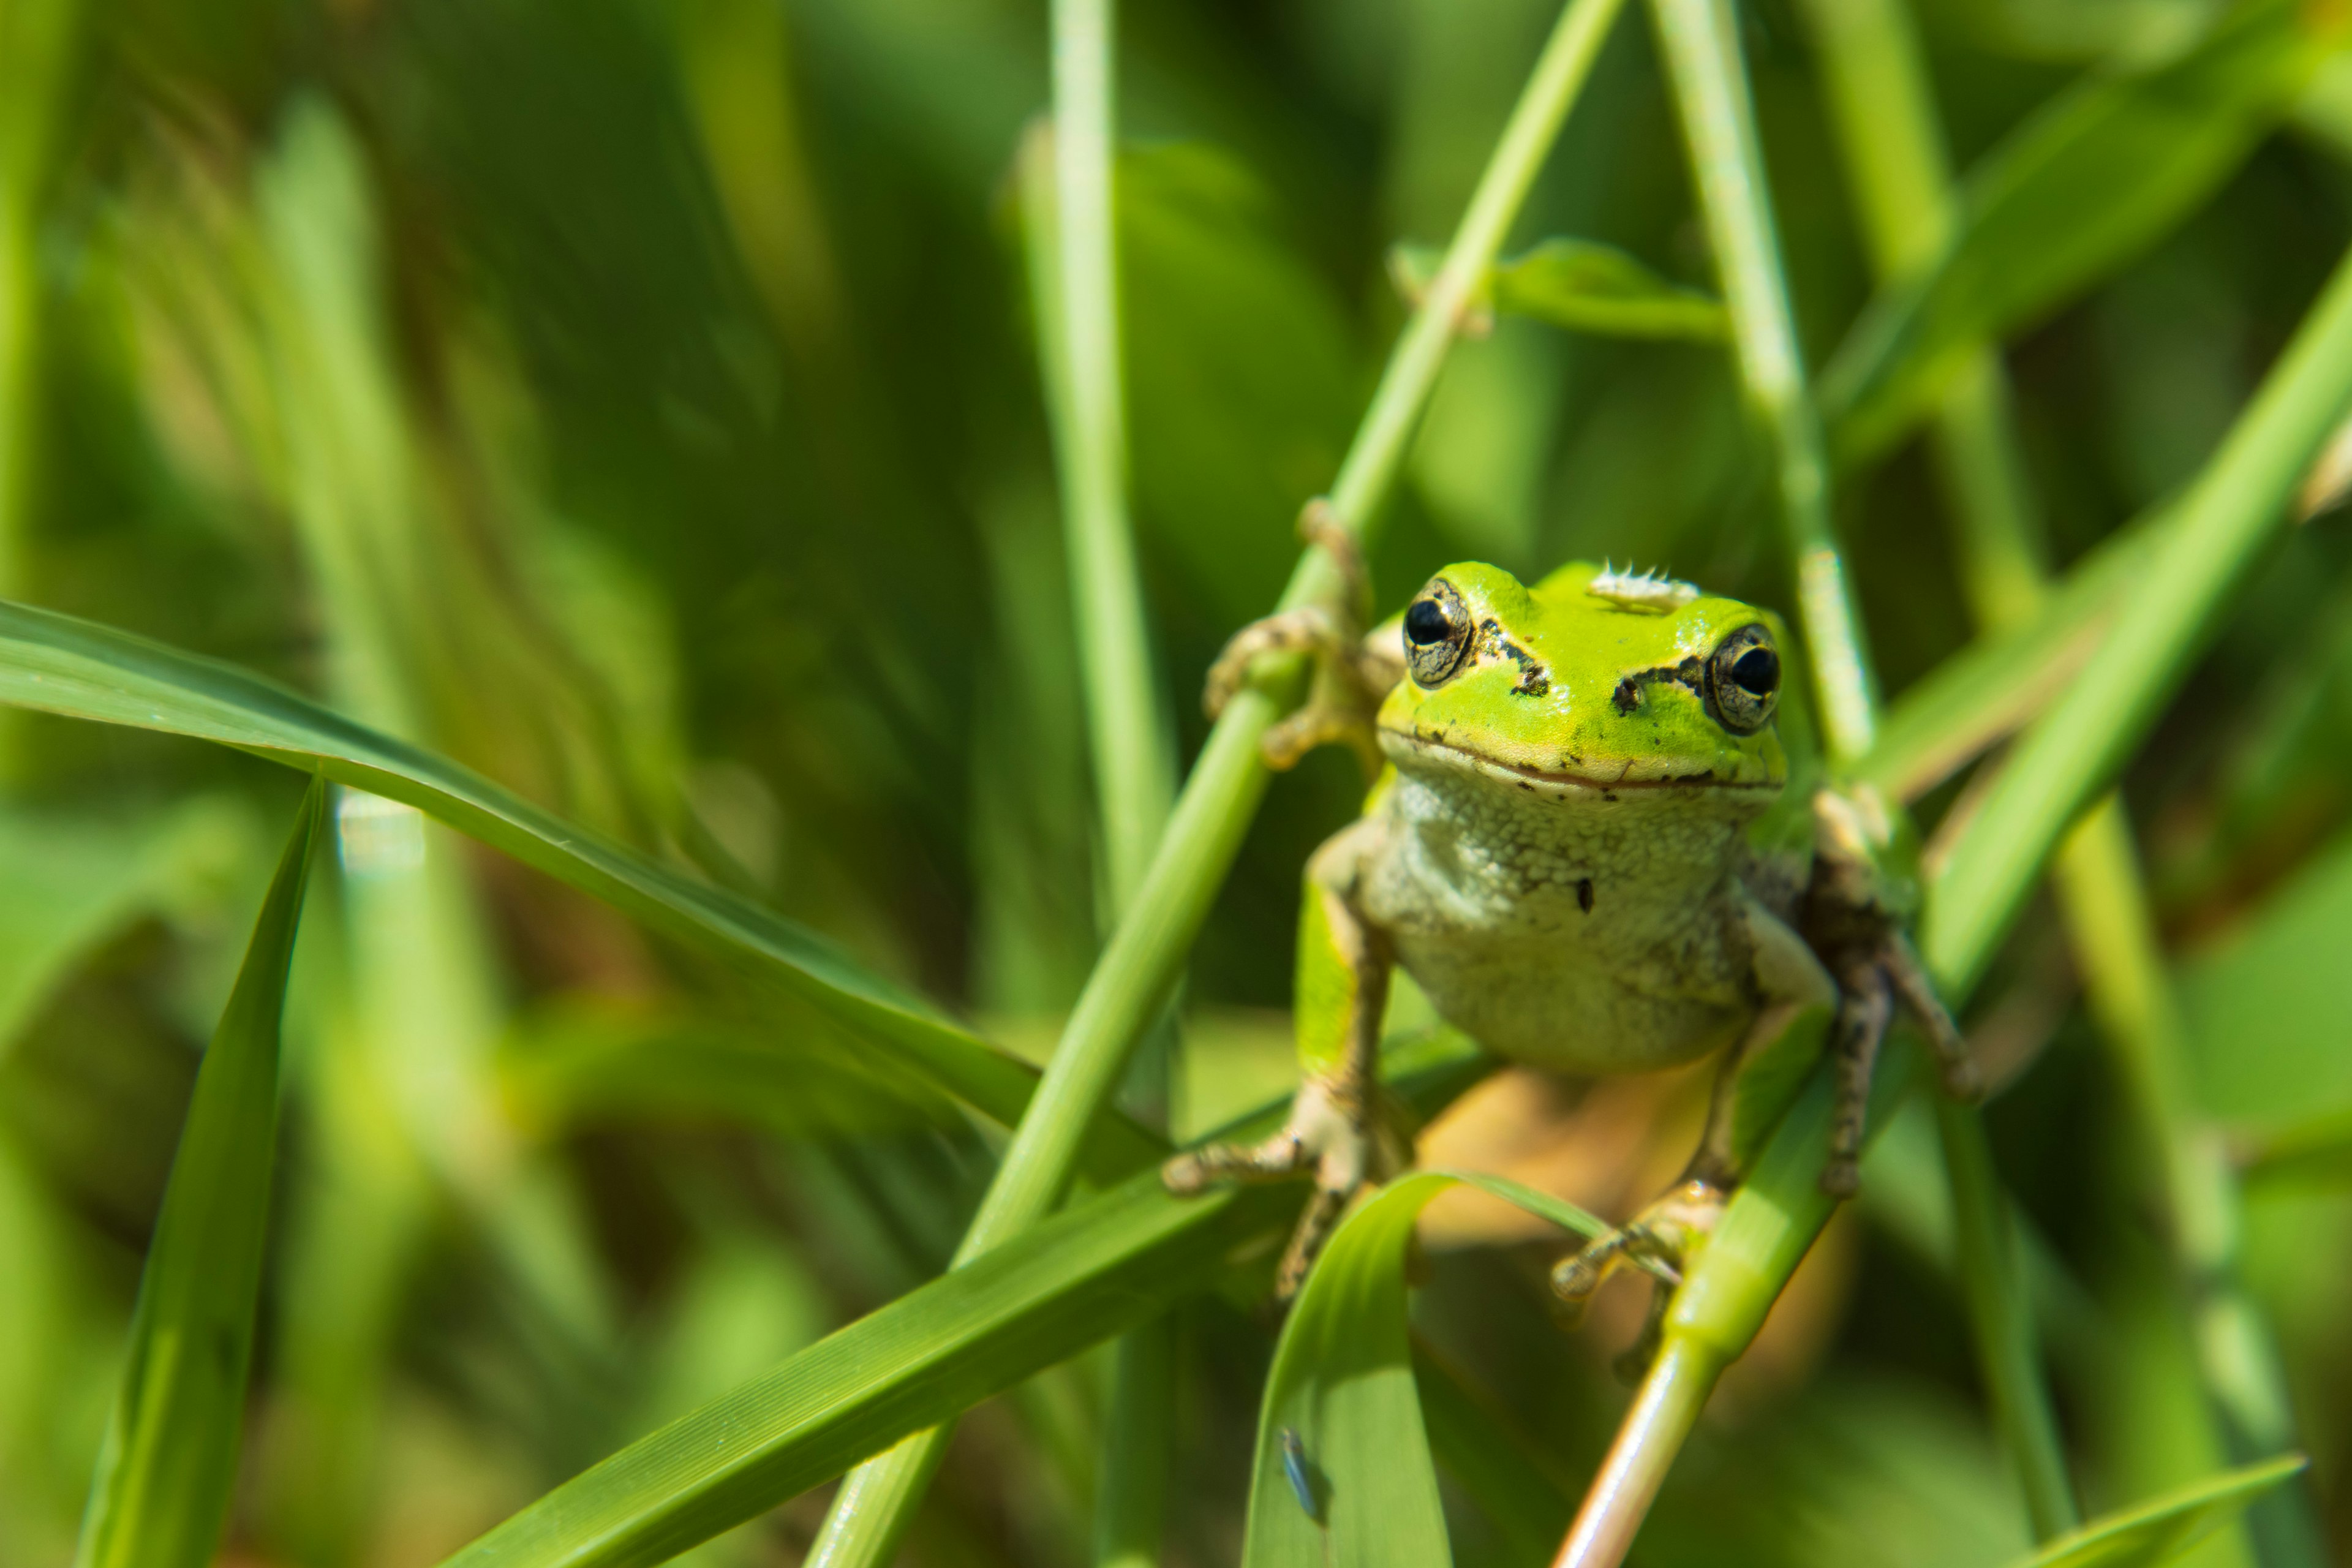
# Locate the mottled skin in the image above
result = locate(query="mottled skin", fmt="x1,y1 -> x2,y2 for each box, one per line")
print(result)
1165,556 -> 1976,1313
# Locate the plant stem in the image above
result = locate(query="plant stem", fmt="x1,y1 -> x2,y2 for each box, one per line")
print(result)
804,1 -> 1629,1556
1026,0 -> 1174,910
1552,1338 -> 1718,1568
1029,5 -> 1182,1561
1937,1095 -> 2077,1539
1648,0 -> 1875,766
1801,0 -> 2079,1537
1923,243 -> 2352,995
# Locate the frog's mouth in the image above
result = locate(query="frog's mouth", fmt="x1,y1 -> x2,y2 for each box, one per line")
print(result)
1379,727 -> 1776,794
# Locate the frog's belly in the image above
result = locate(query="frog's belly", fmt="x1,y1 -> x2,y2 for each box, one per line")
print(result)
1357,775 -> 1762,1074
1390,925 -> 1751,1074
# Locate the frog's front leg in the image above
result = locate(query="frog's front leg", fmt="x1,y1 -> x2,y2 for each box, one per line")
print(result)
1806,789 -> 1981,1196
1162,819 -> 1389,1299
1201,501 -> 1401,772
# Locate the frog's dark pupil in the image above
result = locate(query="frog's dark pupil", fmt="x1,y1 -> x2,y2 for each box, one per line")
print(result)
1731,646 -> 1779,697
1405,598 -> 1453,646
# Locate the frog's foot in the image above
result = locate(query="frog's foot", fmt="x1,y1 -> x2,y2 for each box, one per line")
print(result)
1549,1180 -> 1724,1331
1820,932 -> 1983,1198
1161,1076 -> 1374,1300
1201,502 -> 1390,773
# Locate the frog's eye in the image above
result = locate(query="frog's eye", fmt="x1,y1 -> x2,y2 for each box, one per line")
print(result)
1707,624 -> 1779,733
1403,579 -> 1472,687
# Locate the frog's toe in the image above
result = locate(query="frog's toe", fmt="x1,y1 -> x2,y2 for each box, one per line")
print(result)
1549,1180 -> 1721,1327
1164,1079 -> 1379,1300
1262,701 -> 1382,774
1202,608 -> 1343,723
1882,932 -> 1983,1101
1159,1129 -> 1310,1195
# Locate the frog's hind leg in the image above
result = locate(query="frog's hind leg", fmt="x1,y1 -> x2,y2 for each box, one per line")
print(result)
1553,904 -> 1836,1335
1822,960 -> 1891,1198
1161,823 -> 1389,1299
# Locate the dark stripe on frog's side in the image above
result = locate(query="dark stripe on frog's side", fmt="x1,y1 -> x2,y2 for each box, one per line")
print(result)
1610,655 -> 1705,716
1476,617 -> 1551,696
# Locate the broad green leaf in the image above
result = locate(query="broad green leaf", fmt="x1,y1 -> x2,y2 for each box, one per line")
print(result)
2003,1455 -> 2306,1568
1243,1169 -> 1608,1568
1820,0 -> 2332,462
435,1032 -> 1491,1568
1391,239 -> 1728,341
0,598 -> 1155,1174
74,780 -> 325,1568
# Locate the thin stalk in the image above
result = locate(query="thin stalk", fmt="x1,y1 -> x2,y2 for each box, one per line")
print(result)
1923,243 -> 2352,995
1800,0 -> 2077,1538
1028,0 -> 1173,907
1032,5 -> 1180,1562
1551,1339 -> 1717,1568
1648,0 -> 1875,764
1938,1096 -> 2077,1539
0,0 -> 84,779
1567,236 -> 2352,1565
805,2 -> 1630,1557
2063,816 -> 2324,1566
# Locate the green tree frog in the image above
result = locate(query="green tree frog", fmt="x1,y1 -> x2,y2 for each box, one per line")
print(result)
1165,538 -> 1979,1315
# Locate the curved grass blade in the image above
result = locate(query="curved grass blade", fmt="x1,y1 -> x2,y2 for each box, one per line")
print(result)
435,1033 -> 1490,1568
1243,1170 -> 1607,1568
72,778 -> 326,1568
0,598 -> 1153,1172
1860,489 -> 2167,801
1390,238 -> 1727,340
2005,1455 -> 2307,1568
1820,0 -> 2333,464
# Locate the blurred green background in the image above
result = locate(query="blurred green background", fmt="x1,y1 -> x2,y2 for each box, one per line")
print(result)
4,0 -> 2352,1564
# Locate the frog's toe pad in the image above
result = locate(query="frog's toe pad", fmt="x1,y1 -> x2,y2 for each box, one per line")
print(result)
1549,1182 -> 1723,1321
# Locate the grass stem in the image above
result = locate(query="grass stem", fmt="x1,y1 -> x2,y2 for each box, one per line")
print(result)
1648,0 -> 1875,765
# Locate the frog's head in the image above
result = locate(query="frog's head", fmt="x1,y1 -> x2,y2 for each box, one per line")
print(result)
1376,560 -> 1787,796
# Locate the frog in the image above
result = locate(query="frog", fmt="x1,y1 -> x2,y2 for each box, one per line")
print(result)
1163,529 -> 1980,1321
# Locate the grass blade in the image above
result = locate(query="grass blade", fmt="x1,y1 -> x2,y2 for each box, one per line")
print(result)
72,778 -> 326,1568
2005,1456 -> 2307,1568
1389,239 -> 1728,340
1651,0 -> 1875,762
1859,503 -> 2166,800
1819,0 -> 2332,464
0,598 -> 1153,1174
1244,1171 -> 1605,1568
435,1035 -> 1490,1568
1923,238 -> 2352,995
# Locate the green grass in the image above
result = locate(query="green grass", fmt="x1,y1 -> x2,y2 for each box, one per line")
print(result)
0,2 -> 2348,1567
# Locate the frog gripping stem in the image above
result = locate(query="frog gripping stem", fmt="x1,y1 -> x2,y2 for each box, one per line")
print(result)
1199,500 -> 1395,774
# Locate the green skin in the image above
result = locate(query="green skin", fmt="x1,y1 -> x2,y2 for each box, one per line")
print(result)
1166,559 -> 1969,1302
